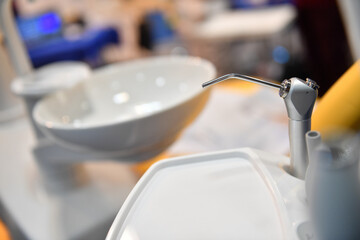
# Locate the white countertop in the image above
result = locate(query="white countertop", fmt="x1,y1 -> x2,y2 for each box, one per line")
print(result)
195,4 -> 296,40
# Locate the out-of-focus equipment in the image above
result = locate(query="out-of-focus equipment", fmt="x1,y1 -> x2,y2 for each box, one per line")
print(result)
0,0 -> 32,76
337,0 -> 360,61
15,11 -> 119,68
305,131 -> 360,240
0,29 -> 23,122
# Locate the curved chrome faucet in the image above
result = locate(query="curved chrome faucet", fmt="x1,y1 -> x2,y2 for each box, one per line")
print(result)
203,73 -> 319,179
202,73 -> 282,89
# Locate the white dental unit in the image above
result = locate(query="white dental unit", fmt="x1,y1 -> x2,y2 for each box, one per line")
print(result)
1,0 -> 360,239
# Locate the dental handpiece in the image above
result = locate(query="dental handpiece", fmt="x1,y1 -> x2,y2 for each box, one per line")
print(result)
202,73 -> 319,179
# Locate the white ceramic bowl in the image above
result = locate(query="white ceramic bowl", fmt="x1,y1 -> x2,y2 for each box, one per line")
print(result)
33,56 -> 216,160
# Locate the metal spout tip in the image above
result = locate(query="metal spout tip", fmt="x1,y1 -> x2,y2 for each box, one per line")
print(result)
202,73 -> 236,88
201,83 -> 208,88
202,73 -> 282,89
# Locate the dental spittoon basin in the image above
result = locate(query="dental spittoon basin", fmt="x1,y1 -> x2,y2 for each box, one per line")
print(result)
33,56 -> 216,159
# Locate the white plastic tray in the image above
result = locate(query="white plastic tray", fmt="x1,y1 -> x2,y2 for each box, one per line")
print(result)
107,148 -> 308,240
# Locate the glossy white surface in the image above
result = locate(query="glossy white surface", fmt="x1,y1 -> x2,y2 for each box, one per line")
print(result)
107,149 -> 308,240
33,56 -> 216,156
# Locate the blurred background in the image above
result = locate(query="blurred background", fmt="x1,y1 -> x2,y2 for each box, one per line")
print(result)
7,0 -> 354,96
1,0 -> 359,239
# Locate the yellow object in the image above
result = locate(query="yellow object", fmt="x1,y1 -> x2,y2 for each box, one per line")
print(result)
0,220 -> 10,240
219,79 -> 260,95
312,60 -> 360,136
131,153 -> 177,177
